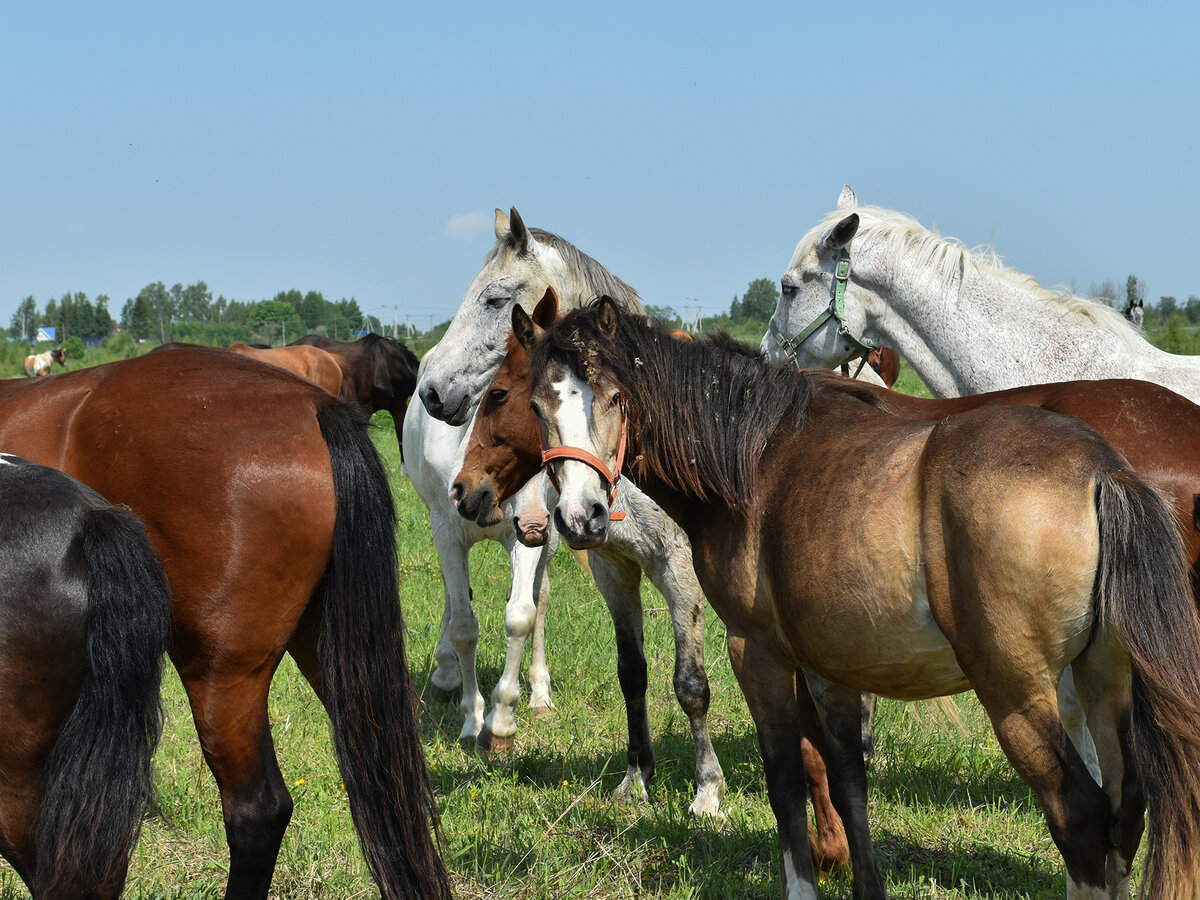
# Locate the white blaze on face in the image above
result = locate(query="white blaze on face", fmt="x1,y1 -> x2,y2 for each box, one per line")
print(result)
0,454 -> 16,466
549,371 -> 606,532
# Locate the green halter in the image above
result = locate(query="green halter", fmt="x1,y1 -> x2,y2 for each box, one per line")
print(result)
768,245 -> 877,377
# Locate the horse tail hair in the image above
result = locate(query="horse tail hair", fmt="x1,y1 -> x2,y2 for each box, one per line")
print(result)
1095,469 -> 1200,899
315,402 -> 452,900
34,504 -> 170,898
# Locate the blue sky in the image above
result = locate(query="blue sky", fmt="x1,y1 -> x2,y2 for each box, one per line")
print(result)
3,2 -> 1197,333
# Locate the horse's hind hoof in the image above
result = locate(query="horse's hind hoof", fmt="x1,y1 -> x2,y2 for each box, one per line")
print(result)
529,705 -> 556,720
477,727 -> 515,756
428,683 -> 462,705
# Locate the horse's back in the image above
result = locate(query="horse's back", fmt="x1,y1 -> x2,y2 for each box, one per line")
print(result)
0,350 -> 340,613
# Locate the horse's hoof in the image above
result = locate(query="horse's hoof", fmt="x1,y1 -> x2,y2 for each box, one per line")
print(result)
477,728 -> 515,755
458,733 -> 483,753
529,705 -> 556,720
428,683 -> 462,705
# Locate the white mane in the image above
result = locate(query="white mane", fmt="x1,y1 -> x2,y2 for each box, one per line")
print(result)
797,205 -> 1147,354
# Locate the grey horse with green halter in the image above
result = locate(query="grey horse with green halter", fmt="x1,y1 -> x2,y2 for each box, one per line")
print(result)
767,245 -> 877,377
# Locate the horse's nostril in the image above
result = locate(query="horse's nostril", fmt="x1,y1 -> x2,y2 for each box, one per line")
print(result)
450,482 -> 464,504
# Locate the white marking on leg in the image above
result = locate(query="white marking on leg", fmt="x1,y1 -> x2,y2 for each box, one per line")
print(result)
781,847 -> 819,900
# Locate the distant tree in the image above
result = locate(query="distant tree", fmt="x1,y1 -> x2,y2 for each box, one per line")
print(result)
120,293 -> 156,341
94,295 -> 114,338
42,298 -> 60,339
63,335 -> 85,360
1187,296 -> 1200,325
9,296 -> 37,340
177,281 -> 213,322
299,291 -> 328,329
738,278 -> 780,322
250,299 -> 295,328
646,304 -> 680,326
1159,295 -> 1179,318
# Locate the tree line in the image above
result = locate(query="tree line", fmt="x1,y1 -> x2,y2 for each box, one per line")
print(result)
8,282 -> 380,348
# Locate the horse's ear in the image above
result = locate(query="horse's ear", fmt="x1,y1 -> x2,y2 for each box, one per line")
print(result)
512,305 -> 542,351
494,208 -> 510,241
596,296 -> 620,340
509,207 -> 531,254
532,286 -> 559,328
837,185 -> 858,211
822,213 -> 859,252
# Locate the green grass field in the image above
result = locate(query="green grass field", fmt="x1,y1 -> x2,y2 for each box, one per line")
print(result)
0,362 -> 1122,899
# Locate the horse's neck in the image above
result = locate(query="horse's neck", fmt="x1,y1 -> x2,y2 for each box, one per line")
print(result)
859,241 -> 1154,397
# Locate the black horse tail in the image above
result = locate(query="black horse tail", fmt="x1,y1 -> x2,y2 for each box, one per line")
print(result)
34,504 -> 171,898
316,403 -> 452,900
1096,469 -> 1200,899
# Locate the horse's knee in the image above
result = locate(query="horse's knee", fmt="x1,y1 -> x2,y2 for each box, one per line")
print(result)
673,657 -> 711,718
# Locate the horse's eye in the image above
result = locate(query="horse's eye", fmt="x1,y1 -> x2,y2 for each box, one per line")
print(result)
488,388 -> 509,406
610,391 -> 621,408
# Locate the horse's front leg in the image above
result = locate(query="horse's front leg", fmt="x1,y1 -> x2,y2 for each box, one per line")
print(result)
479,534 -> 556,752
726,632 -> 820,900
588,548 -> 655,803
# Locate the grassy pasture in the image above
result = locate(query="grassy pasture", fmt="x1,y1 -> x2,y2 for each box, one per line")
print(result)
0,363 -> 1122,898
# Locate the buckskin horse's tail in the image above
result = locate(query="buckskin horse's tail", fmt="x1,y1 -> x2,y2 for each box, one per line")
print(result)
35,504 -> 170,898
1096,469 -> 1200,899
316,403 -> 452,900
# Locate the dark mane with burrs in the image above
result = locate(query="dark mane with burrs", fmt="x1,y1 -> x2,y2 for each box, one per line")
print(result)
530,299 -> 810,509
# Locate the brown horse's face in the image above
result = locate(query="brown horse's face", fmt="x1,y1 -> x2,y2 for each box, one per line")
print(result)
527,354 -> 625,549
451,338 -> 544,527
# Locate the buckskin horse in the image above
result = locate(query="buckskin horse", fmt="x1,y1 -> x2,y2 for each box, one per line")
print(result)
0,454 -> 169,898
520,298 -> 1200,900
0,347 -> 449,900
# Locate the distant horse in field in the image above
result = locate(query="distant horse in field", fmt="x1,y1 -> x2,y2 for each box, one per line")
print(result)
224,342 -> 346,395
0,349 -> 450,900
24,347 -> 65,377
290,333 -> 420,457
763,184 -> 1200,401
523,298 -> 1200,900
0,454 -> 169,899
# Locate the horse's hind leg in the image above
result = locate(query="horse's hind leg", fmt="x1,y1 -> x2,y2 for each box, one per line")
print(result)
804,673 -> 882,892
642,547 -> 725,819
1071,635 -> 1142,899
181,660 -> 294,900
588,549 -> 655,802
429,517 -> 486,743
725,633 -> 821,900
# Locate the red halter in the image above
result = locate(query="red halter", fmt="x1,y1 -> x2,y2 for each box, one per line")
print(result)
540,398 -> 627,522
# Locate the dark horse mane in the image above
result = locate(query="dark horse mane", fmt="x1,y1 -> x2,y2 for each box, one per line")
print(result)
533,302 -> 811,509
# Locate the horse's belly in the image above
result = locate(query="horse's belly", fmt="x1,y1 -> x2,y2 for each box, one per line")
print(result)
792,575 -> 970,700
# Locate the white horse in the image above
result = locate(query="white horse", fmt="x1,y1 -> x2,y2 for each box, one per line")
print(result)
762,184 -> 1200,403
415,210 -> 729,816
419,208 -> 645,426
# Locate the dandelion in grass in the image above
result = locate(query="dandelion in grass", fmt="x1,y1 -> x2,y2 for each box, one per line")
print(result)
293,778 -> 305,787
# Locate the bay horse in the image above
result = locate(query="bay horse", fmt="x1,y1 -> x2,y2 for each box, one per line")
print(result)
291,333 -> 420,458
224,342 -> 346,395
448,288 -> 733,824
763,184 -> 1200,402
0,454 -> 169,899
0,348 -> 450,900
449,288 -> 844,853
23,347 -> 66,377
520,298 -> 1200,899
